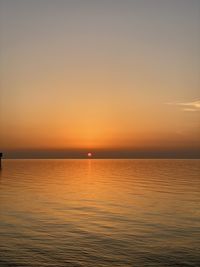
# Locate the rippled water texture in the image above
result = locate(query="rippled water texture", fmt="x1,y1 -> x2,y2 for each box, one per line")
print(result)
0,159 -> 200,266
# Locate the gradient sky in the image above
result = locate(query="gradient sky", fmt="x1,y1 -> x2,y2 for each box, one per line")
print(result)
0,0 -> 200,158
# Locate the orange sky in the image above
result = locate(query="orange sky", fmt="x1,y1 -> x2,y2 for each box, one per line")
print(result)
0,0 -> 200,158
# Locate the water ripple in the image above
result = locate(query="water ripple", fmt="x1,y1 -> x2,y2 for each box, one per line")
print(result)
0,159 -> 200,266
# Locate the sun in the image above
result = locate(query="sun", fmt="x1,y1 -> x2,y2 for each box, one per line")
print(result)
87,152 -> 92,158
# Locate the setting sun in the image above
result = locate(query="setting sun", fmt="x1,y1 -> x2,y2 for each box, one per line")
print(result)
87,152 -> 92,158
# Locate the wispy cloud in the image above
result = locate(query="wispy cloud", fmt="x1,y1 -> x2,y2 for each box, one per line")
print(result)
167,100 -> 200,112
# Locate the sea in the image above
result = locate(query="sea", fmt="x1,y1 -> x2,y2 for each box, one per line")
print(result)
0,159 -> 199,267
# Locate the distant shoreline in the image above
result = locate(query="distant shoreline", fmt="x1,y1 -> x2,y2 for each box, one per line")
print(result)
2,158 -> 200,160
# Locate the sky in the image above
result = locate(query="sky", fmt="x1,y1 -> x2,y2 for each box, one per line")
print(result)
0,0 -> 200,158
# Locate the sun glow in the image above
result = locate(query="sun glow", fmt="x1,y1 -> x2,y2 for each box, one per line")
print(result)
87,152 -> 92,158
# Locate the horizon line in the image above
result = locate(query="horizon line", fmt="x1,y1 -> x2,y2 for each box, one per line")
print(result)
2,157 -> 200,160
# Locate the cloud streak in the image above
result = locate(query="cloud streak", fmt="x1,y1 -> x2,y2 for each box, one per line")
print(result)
167,100 -> 200,112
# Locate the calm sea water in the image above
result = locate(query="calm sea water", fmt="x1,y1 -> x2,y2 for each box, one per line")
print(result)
0,159 -> 200,267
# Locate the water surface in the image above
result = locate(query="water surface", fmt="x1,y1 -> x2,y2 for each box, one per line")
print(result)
0,159 -> 200,266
